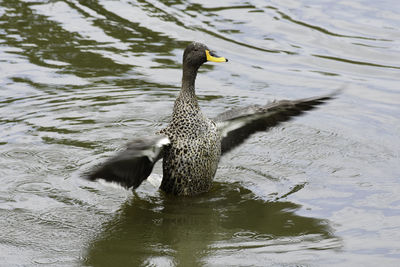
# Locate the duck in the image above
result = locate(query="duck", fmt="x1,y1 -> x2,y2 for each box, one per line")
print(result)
86,42 -> 338,196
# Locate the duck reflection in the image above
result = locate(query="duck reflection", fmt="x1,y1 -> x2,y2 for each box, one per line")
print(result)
84,183 -> 340,266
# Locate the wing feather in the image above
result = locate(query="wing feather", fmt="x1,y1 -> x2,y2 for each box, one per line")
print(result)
215,91 -> 339,155
86,135 -> 169,189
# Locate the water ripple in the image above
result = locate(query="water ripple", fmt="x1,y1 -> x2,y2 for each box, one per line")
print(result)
14,181 -> 53,194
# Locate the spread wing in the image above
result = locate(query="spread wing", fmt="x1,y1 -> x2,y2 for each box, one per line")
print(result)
85,135 -> 169,189
215,91 -> 339,155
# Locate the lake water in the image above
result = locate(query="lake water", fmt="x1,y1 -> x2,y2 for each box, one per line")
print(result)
1,0 -> 399,266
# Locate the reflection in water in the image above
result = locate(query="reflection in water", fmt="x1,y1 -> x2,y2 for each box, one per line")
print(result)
85,183 -> 340,266
1,0 -> 128,80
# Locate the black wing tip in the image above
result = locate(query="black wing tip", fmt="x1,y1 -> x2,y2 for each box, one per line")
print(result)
326,89 -> 342,99
82,168 -> 102,182
82,165 -> 110,183
299,87 -> 343,108
326,85 -> 346,99
85,171 -> 98,181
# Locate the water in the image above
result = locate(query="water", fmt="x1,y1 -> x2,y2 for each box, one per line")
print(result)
1,0 -> 399,266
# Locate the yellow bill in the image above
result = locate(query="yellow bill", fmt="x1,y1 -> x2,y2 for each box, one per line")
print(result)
205,50 -> 228,63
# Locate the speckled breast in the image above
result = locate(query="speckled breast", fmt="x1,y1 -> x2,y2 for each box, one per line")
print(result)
159,119 -> 221,196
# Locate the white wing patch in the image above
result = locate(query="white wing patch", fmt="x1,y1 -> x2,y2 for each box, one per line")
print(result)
156,136 -> 170,147
217,114 -> 266,138
143,136 -> 170,162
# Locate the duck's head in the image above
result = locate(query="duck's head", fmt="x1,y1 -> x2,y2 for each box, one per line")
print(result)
183,42 -> 228,69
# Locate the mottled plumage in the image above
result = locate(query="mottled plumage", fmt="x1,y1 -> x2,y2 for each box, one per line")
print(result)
158,84 -> 221,195
86,42 -> 338,196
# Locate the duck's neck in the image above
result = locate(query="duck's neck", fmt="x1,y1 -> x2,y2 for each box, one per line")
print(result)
172,63 -> 202,120
180,63 -> 199,99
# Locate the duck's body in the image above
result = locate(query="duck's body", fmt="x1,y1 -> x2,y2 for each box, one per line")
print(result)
159,98 -> 220,195
87,42 -> 338,196
158,44 -> 224,195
